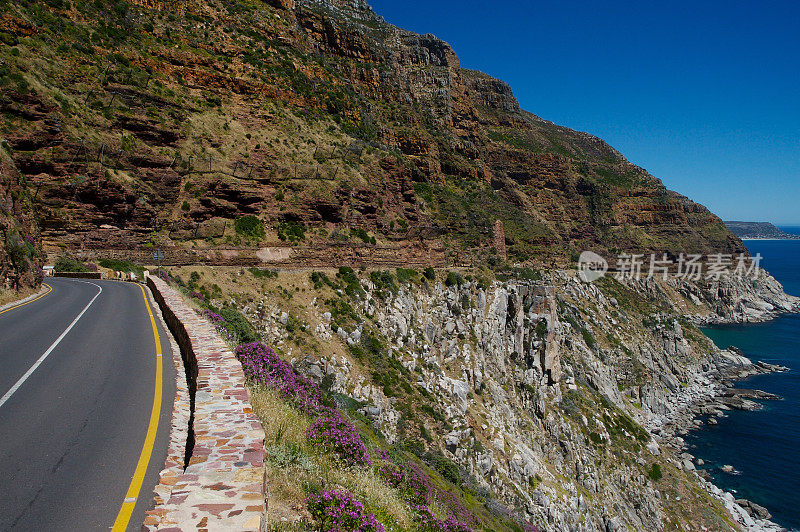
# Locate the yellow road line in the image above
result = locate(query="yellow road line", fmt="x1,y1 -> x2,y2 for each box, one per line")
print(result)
0,283 -> 52,316
111,284 -> 163,532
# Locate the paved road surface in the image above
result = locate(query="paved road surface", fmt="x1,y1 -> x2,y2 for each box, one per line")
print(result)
0,278 -> 176,531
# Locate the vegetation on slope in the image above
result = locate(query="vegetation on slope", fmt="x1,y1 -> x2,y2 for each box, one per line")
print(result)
158,267 -> 540,531
0,0 -> 743,269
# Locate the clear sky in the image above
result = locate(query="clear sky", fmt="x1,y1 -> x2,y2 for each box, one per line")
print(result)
368,0 -> 800,225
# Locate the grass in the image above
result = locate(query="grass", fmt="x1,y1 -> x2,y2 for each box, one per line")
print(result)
647,463 -> 662,482
251,386 -> 311,446
249,371 -> 413,529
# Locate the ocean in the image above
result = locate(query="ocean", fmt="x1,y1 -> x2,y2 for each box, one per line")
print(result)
686,228 -> 800,531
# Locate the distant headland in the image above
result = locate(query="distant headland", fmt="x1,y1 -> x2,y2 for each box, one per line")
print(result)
725,221 -> 800,240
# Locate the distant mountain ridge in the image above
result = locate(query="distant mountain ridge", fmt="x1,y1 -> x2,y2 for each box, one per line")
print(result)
724,221 -> 800,240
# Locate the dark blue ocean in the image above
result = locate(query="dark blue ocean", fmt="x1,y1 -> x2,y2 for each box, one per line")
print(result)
686,228 -> 800,531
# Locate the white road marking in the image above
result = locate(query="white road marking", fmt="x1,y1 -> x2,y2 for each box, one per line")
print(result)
0,281 -> 103,409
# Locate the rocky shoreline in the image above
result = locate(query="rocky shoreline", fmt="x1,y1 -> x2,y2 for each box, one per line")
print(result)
686,272 -> 800,325
654,345 -> 790,531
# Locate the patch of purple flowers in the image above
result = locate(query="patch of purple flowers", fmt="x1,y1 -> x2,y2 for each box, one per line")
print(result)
306,490 -> 384,532
374,456 -> 477,530
412,505 -> 471,532
203,309 -> 234,343
433,489 -> 478,529
235,342 -> 324,414
235,342 -> 370,466
376,461 -> 404,488
307,408 -> 371,467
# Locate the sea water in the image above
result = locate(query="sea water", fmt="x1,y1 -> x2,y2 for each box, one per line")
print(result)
686,230 -> 800,530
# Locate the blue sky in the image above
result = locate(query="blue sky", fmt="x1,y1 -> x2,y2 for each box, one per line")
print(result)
368,0 -> 800,224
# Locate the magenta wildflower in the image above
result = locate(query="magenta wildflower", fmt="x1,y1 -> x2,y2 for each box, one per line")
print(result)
412,504 -> 471,532
204,309 -> 235,342
235,342 -> 324,414
306,490 -> 384,532
235,342 -> 370,466
306,407 -> 371,466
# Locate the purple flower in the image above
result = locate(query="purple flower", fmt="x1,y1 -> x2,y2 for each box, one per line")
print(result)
234,342 -> 370,466
306,408 -> 371,467
375,457 -> 478,530
204,309 -> 234,342
412,504 -> 471,532
306,490 -> 384,532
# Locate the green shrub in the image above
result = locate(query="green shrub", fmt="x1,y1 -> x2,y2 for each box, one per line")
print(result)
351,228 -> 375,244
97,258 -> 143,277
581,327 -> 596,349
445,271 -> 464,287
219,307 -> 260,343
336,267 -> 364,298
396,267 -> 417,284
277,221 -> 306,242
427,451 -> 461,484
369,270 -> 397,298
535,319 -> 548,339
647,463 -> 662,482
54,255 -> 87,272
234,215 -> 265,240
326,298 -> 358,327
310,271 -> 334,289
423,266 -> 436,280
249,267 -> 277,278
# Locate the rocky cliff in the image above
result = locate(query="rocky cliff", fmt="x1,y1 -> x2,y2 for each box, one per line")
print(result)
0,144 -> 41,290
173,264 -> 795,531
0,0 -> 744,266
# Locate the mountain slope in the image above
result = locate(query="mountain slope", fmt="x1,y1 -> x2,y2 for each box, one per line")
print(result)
0,0 -> 743,267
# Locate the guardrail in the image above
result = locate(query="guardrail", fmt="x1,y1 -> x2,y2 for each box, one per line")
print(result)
144,276 -> 266,531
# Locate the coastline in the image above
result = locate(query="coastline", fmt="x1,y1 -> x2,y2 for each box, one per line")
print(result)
741,238 -> 800,241
656,350 -> 789,531
655,305 -> 799,532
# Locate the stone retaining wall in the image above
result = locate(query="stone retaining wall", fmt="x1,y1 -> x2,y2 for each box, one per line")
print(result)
52,271 -> 103,279
144,276 -> 266,531
71,240 -> 447,268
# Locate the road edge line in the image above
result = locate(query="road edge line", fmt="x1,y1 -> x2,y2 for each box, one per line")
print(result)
0,283 -> 53,316
110,283 -> 163,532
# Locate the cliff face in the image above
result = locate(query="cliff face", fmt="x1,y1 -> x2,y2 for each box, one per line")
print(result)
181,264 -> 789,531
0,143 -> 41,290
0,0 -> 744,265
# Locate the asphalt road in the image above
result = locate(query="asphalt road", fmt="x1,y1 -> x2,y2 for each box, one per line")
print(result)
0,278 -> 176,531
